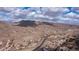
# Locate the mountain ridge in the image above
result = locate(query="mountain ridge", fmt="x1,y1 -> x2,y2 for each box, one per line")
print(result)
0,21 -> 79,51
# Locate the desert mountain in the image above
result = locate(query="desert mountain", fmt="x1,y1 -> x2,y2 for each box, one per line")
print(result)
0,20 -> 79,51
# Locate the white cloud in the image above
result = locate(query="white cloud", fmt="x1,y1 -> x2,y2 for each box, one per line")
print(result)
0,7 -> 79,25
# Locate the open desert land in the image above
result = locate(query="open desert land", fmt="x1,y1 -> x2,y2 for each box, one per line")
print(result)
0,20 -> 79,51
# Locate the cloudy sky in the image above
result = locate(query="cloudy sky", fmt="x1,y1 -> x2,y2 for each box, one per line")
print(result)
0,7 -> 79,25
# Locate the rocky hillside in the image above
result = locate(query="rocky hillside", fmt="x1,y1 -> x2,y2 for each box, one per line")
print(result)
0,21 -> 79,51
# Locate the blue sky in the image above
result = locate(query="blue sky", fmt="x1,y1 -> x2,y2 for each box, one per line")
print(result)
0,7 -> 79,25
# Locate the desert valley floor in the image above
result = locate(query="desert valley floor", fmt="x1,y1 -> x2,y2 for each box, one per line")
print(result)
0,21 -> 79,51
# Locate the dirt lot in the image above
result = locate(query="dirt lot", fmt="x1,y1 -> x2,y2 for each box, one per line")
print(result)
0,21 -> 79,51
